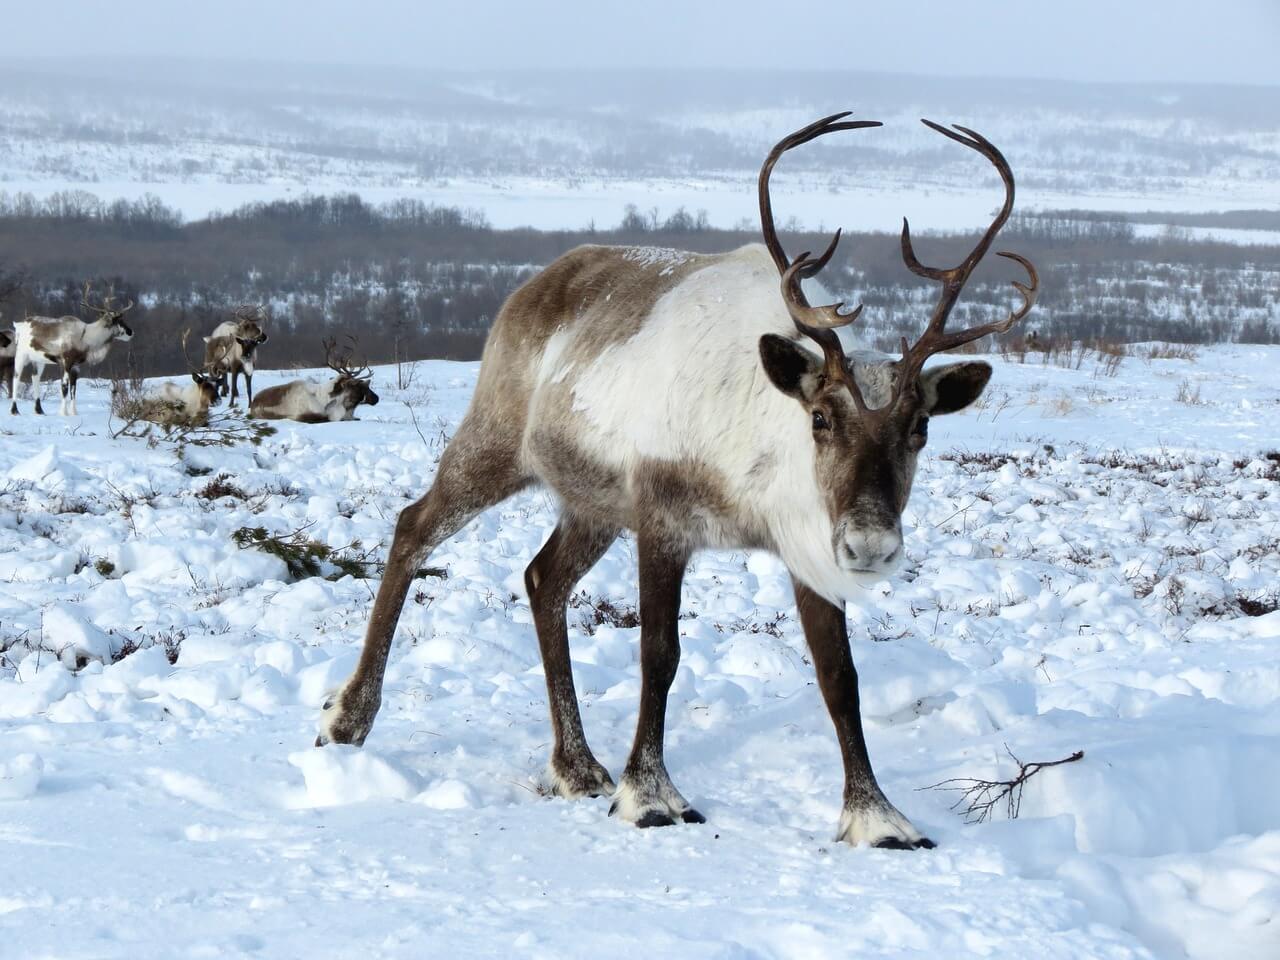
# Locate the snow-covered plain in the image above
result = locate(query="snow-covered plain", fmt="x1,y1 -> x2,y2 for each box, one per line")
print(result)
2,346 -> 1279,959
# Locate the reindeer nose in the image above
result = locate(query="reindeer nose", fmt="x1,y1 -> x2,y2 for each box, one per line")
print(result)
841,526 -> 903,572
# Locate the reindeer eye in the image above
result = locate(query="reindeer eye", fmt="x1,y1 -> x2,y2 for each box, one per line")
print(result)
913,416 -> 929,440
812,411 -> 830,431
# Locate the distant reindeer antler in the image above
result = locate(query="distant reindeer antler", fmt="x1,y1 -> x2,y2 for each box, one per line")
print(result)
323,336 -> 372,381
233,303 -> 267,324
184,327 -> 226,375
82,281 -> 135,320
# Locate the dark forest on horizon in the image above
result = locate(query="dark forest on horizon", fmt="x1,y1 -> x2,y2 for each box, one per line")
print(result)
0,191 -> 1276,380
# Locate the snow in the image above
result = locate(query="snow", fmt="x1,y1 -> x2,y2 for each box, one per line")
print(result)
7,174 -> 1280,238
1,347 -> 1278,958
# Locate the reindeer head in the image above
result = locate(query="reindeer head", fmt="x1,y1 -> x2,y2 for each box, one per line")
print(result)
756,114 -> 1038,576
323,337 -> 380,411
82,283 -> 135,341
183,329 -> 223,410
232,305 -> 269,354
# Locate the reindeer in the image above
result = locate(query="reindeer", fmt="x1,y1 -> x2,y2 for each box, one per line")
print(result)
9,283 -> 135,416
317,115 -> 1038,850
203,305 -> 268,406
0,269 -> 24,398
249,338 -> 379,422
0,330 -> 14,400
137,331 -> 223,426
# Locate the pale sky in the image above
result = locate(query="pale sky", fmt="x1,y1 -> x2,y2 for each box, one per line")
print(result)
5,0 -> 1279,86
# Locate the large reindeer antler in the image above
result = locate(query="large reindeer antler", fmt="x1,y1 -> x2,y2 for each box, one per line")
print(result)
892,121 -> 1039,395
760,116 -> 1039,420
82,282 -> 135,320
322,336 -> 372,381
183,327 -> 227,375
759,112 -> 883,414
232,303 -> 267,324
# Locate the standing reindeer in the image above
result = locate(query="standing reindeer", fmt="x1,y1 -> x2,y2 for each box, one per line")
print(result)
204,305 -> 268,406
0,269 -> 24,398
249,338 -> 379,422
0,330 -> 15,400
9,283 -> 134,416
136,330 -> 223,425
318,115 -> 1038,850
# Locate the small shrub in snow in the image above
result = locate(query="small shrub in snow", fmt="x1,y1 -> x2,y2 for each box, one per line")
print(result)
568,592 -> 639,635
1174,379 -> 1205,405
231,524 -> 372,581
109,628 -> 184,665
196,473 -> 248,502
111,389 -> 277,448
93,558 -> 115,578
922,746 -> 1085,824
1141,342 -> 1199,361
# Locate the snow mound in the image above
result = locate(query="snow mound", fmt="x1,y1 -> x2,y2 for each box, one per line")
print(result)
0,753 -> 44,800
289,747 -> 422,807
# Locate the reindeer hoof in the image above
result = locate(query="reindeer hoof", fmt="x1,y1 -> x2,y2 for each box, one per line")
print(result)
837,802 -> 930,850
872,836 -> 936,850
548,753 -> 615,799
609,776 -> 704,828
634,810 -> 675,828
317,685 -> 376,747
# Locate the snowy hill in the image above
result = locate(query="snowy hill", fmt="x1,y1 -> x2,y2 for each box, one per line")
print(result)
2,346 -> 1278,958
2,61 -> 1278,229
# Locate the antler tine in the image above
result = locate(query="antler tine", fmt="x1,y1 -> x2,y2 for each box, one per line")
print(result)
896,120 -> 1035,386
180,327 -> 199,373
322,335 -> 343,373
780,255 -> 871,415
343,334 -> 372,380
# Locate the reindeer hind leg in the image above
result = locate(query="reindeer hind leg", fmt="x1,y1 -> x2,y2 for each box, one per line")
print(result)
525,513 -> 619,798
31,359 -> 45,416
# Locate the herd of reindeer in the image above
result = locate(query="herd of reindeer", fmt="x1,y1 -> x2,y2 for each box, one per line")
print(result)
0,287 -> 380,424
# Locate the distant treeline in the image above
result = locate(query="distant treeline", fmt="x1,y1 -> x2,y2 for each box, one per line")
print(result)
0,191 -> 1277,379
1036,208 -> 1280,232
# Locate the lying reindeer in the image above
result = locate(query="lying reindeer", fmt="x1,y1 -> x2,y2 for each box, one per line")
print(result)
9,283 -> 135,416
133,331 -> 224,426
204,305 -> 268,406
249,338 -> 379,423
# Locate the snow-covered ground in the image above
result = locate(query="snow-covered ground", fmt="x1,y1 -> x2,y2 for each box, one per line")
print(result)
2,346 -> 1278,959
6,172 -> 1280,235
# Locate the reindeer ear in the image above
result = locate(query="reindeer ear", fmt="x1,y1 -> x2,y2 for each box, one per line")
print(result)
759,334 -> 823,402
191,372 -> 201,383
922,361 -> 992,415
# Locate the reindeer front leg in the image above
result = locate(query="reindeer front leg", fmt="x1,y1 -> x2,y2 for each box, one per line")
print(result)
61,366 -> 80,416
793,580 -> 934,849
